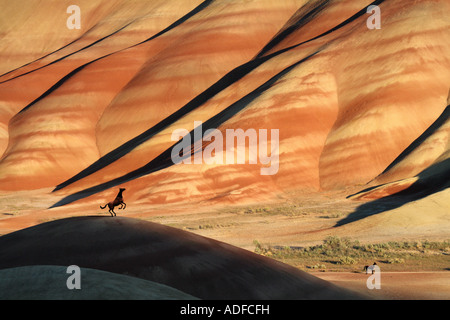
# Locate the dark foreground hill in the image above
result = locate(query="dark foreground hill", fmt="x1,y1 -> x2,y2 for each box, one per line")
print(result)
0,265 -> 197,300
0,216 -> 363,299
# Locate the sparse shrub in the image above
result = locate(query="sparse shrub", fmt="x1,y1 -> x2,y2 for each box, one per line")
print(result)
323,236 -> 342,249
320,213 -> 342,219
253,240 -> 263,254
337,256 -> 357,265
198,224 -> 214,229
386,258 -> 405,264
323,236 -> 353,249
255,207 -> 269,213
253,237 -> 449,271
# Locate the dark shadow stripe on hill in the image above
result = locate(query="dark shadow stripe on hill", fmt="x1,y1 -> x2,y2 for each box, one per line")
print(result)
374,105 -> 450,179
52,54 -> 274,192
255,0 -> 332,58
0,24 -> 97,80
15,1 -> 215,116
347,104 -> 450,198
53,0 -> 383,192
340,104 -> 450,226
0,21 -> 134,85
50,48 -> 323,208
0,0 -> 214,84
136,0 -> 214,45
336,158 -> 450,227
255,0 -> 386,58
17,62 -> 92,114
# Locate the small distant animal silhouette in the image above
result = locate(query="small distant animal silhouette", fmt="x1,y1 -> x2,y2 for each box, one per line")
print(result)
364,262 -> 378,274
100,188 -> 126,217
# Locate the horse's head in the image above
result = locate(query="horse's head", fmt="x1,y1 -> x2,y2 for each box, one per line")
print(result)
117,188 -> 126,197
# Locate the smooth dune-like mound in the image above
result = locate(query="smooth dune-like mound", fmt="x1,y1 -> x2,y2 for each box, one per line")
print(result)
0,265 -> 197,300
0,216 -> 363,299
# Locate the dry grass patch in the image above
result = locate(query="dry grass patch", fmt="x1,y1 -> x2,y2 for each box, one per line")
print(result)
253,237 -> 450,272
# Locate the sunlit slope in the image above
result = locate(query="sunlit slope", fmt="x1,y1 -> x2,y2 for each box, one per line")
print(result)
0,0 -> 448,210
0,0 -> 208,188
0,0 -> 303,191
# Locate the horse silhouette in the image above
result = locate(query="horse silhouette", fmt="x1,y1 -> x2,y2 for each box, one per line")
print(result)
364,262 -> 377,274
100,188 -> 126,217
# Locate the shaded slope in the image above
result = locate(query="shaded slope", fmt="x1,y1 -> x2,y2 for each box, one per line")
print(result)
339,104 -> 450,226
347,103 -> 450,201
338,158 -> 450,226
255,0 -> 333,57
256,0 -> 386,57
0,265 -> 197,300
0,216 -> 363,299
372,104 -> 450,186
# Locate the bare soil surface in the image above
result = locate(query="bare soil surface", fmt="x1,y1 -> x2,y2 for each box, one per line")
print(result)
313,272 -> 450,300
1,188 -> 449,300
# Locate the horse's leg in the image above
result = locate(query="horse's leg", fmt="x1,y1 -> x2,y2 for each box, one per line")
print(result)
122,202 -> 126,210
109,204 -> 116,216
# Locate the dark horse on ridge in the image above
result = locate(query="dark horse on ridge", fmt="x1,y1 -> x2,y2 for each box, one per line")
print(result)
100,188 -> 126,217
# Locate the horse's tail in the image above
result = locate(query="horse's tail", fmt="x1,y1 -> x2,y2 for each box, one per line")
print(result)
100,204 -> 107,209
